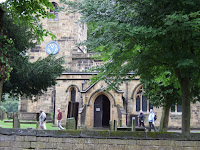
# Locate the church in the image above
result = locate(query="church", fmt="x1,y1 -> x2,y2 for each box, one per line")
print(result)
18,0 -> 200,129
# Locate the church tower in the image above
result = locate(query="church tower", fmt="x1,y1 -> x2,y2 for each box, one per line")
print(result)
18,0 -> 89,116
29,0 -> 88,72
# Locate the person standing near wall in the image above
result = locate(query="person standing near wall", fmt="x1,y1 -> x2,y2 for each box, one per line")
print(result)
138,110 -> 145,127
39,110 -> 46,130
148,109 -> 156,131
57,108 -> 65,130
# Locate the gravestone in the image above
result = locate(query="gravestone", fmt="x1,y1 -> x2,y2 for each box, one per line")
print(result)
114,120 -> 117,131
109,120 -> 113,131
36,113 -> 40,129
13,113 -> 20,128
0,111 -> 3,120
119,119 -> 122,127
66,117 -> 76,130
67,102 -> 79,128
2,110 -> 7,120
131,117 -> 136,131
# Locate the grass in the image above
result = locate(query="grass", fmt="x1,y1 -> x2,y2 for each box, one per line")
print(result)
0,120 -> 58,130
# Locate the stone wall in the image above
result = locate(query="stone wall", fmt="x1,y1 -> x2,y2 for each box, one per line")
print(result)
0,128 -> 200,150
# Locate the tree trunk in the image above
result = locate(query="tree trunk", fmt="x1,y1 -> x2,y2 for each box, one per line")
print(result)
0,6 -> 4,30
0,7 -> 4,105
175,69 -> 191,137
159,99 -> 170,132
0,79 -> 3,104
180,78 -> 191,137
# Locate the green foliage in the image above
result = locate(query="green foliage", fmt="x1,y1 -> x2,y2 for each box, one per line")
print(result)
1,100 -> 18,113
0,94 -> 18,112
0,35 -> 13,81
3,55 -> 65,97
1,11 -> 65,98
2,0 -> 56,42
0,0 -> 57,83
65,0 -> 200,134
0,106 -> 6,111
3,14 -> 36,53
64,0 -> 200,97
142,76 -> 181,108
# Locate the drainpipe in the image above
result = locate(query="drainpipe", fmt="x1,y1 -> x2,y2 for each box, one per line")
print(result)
53,86 -> 56,124
126,80 -> 128,126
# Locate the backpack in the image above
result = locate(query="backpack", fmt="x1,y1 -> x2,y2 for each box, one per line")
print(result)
154,115 -> 157,121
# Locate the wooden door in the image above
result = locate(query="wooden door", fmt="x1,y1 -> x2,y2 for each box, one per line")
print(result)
94,96 -> 103,127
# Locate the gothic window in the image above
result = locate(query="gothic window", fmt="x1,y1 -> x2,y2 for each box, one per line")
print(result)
177,105 -> 182,112
50,2 -> 59,21
135,86 -> 151,112
71,88 -> 76,102
171,104 -> 175,112
142,96 -> 147,112
136,96 -> 140,112
171,104 -> 182,112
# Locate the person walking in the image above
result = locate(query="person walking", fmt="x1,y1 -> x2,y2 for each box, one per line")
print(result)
57,108 -> 65,130
138,110 -> 145,127
39,110 -> 46,130
148,109 -> 156,131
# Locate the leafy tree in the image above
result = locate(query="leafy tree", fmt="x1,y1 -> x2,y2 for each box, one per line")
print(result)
0,94 -> 18,112
0,0 -> 59,101
1,11 -> 65,98
64,0 -> 200,136
0,106 -> 6,112
142,70 -> 181,131
3,55 -> 65,97
2,0 -> 55,41
1,100 -> 18,113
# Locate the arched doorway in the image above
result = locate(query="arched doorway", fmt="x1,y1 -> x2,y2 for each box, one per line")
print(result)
94,95 -> 110,127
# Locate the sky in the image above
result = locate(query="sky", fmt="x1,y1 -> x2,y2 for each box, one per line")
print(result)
0,0 -> 6,3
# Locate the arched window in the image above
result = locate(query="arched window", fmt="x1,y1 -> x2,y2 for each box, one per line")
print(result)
135,86 -> 152,112
71,88 -> 76,102
50,2 -> 59,21
171,104 -> 182,112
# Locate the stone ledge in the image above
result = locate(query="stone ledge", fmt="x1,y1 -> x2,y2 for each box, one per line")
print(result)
0,128 -> 199,141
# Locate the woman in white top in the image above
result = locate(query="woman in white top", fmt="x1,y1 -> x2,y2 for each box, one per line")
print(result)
39,110 -> 46,130
148,109 -> 156,131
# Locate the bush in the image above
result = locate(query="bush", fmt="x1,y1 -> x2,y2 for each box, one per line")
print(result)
1,94 -> 19,113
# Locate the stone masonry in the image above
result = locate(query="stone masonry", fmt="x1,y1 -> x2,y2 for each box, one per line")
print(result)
0,128 -> 200,150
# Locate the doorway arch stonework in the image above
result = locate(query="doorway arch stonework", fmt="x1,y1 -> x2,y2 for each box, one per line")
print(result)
94,95 -> 110,127
84,91 -> 119,127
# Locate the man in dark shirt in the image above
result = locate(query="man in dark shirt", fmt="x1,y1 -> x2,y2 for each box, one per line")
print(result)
57,108 -> 64,130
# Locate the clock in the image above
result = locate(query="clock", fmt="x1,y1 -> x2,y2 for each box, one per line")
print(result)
46,41 -> 60,55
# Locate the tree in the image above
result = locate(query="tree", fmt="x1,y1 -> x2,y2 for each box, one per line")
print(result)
1,94 -> 19,113
142,70 -> 181,131
3,55 -> 65,97
2,15 -> 65,97
2,0 -> 55,41
0,0 -> 57,101
64,0 -> 200,136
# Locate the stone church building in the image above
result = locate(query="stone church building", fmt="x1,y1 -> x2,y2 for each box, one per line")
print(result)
19,0 -> 200,129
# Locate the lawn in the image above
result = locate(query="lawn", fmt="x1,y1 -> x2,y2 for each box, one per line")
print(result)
0,120 -> 58,130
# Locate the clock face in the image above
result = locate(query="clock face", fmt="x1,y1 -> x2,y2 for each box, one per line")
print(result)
46,41 -> 60,55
